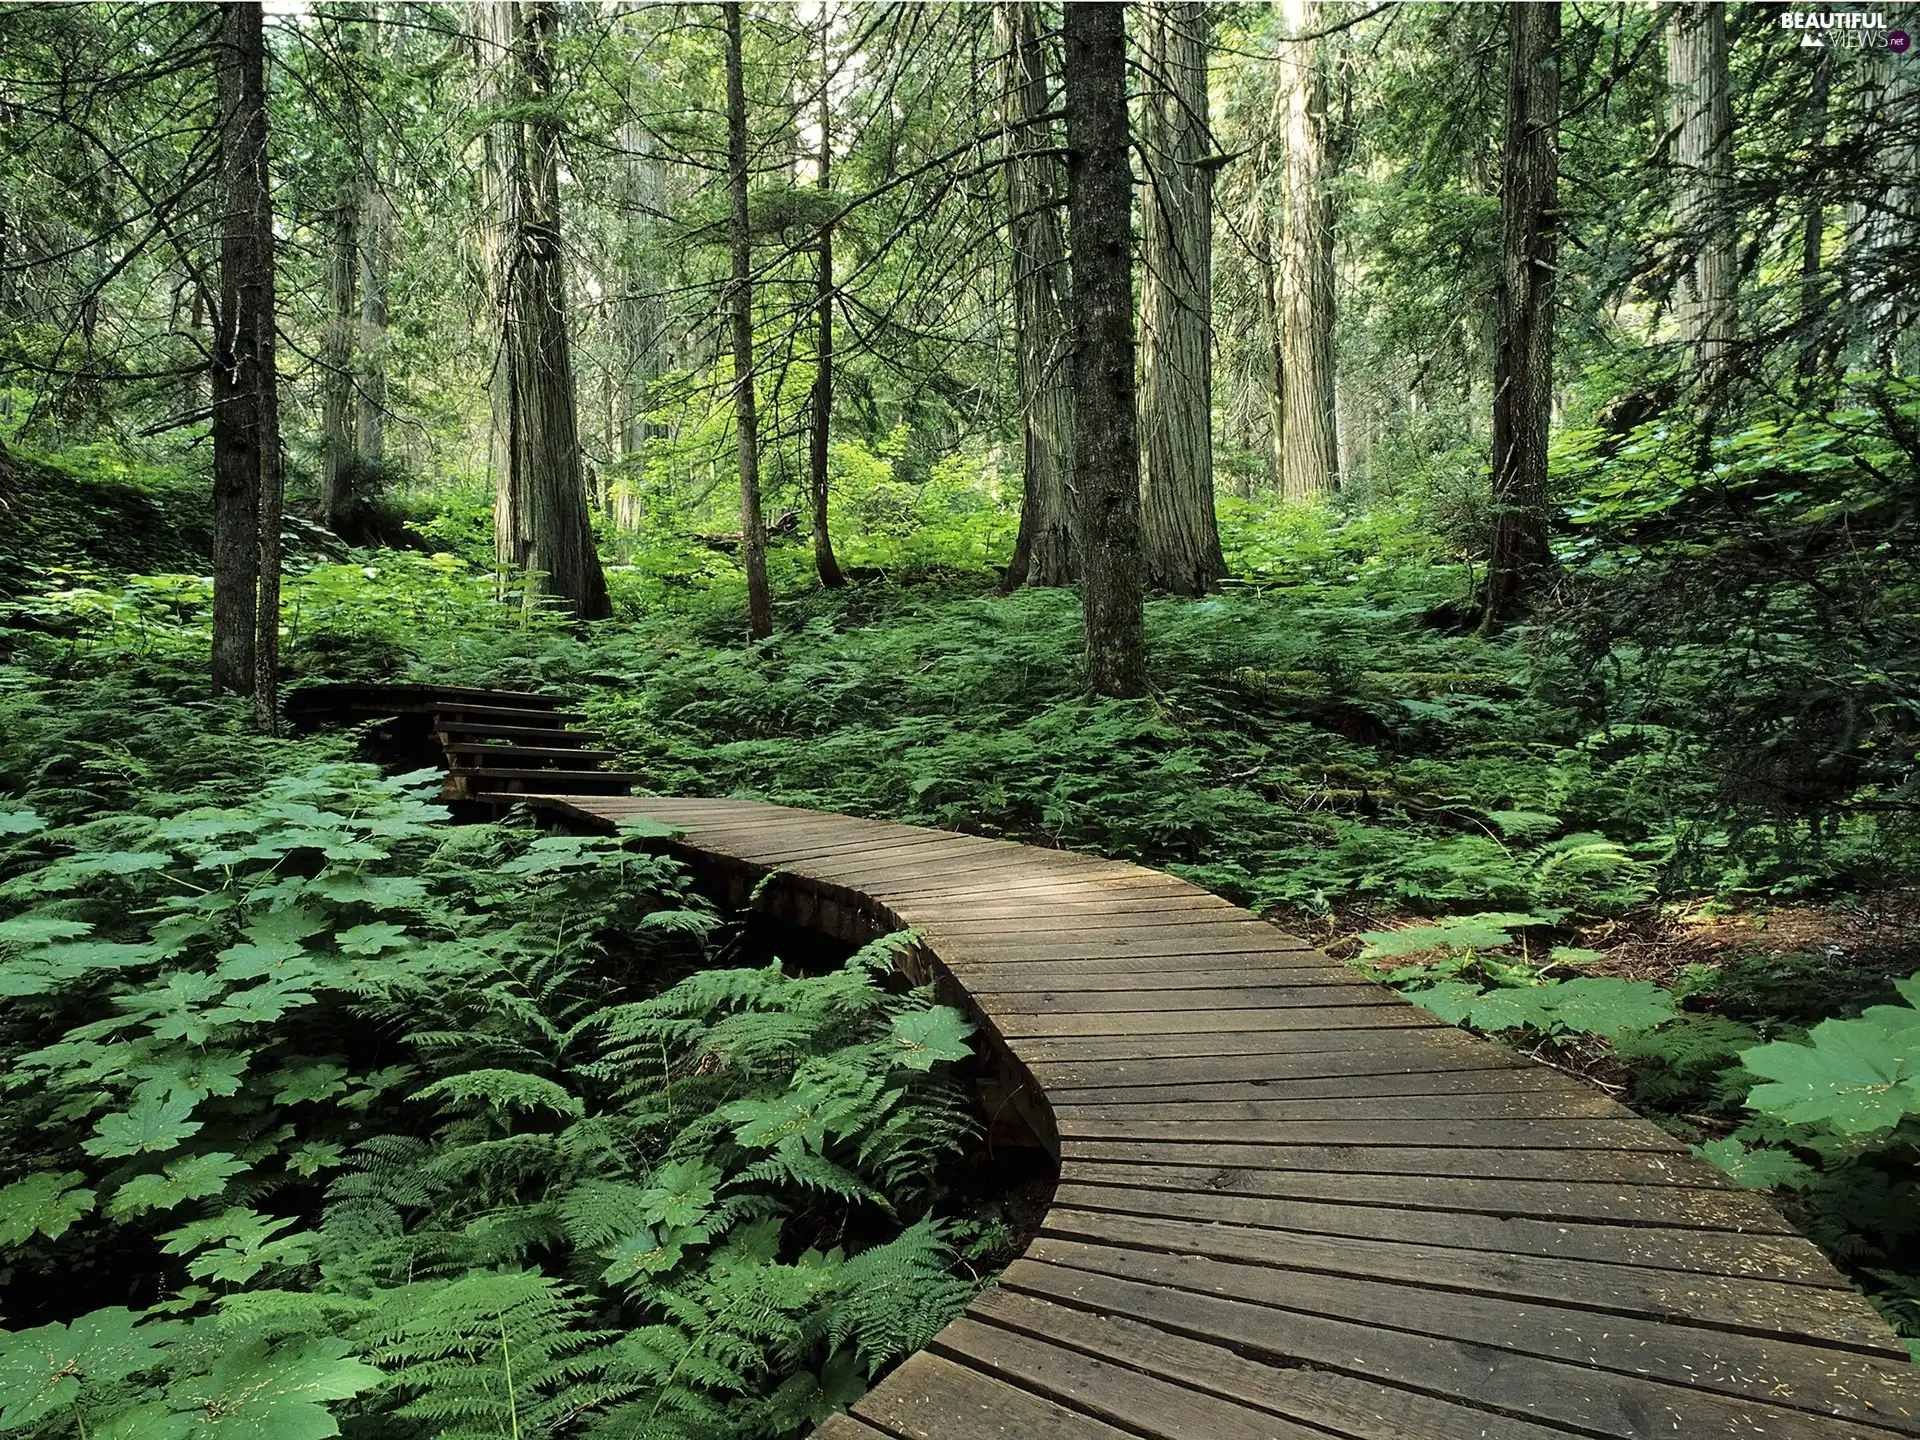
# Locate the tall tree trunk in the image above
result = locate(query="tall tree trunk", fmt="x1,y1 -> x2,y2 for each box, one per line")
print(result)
1482,0 -> 1559,629
357,174 -> 391,475
356,6 -> 391,482
999,1 -> 1077,589
1856,51 -> 1920,370
492,1 -> 609,618
1277,0 -> 1337,500
724,0 -> 772,641
1138,1 -> 1224,596
809,8 -> 846,589
1064,1 -> 1145,698
1667,2 -> 1734,386
211,0 -> 282,734
1797,51 -> 1830,378
320,193 -> 358,532
478,2 -> 517,583
613,101 -> 663,535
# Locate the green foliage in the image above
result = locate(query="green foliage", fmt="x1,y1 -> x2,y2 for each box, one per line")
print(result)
1,725 -> 983,1436
1693,973 -> 1920,1346
1351,914 -> 1677,1040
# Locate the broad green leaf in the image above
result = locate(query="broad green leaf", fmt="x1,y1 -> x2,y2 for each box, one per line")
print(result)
166,1335 -> 382,1440
269,1063 -> 349,1105
639,1160 -> 721,1228
0,1171 -> 97,1247
1696,1137 -> 1816,1191
1743,1016 -> 1919,1135
333,922 -> 409,955
109,1154 -> 247,1219
1542,977 -> 1677,1036
0,808 -> 46,836
84,1093 -> 203,1159
0,914 -> 91,945
0,1309 -> 181,1429
890,1007 -> 973,1070
130,1053 -> 250,1106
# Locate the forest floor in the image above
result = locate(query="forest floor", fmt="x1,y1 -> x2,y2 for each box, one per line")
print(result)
2,442 -> 1916,1353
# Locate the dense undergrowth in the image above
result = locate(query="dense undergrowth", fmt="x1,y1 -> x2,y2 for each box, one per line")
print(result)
3,380 -> 1919,1379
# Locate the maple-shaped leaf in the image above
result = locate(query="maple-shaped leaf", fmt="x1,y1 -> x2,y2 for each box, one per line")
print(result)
84,1092 -> 203,1159
1744,1014 -> 1920,1135
0,1170 -> 97,1247
269,1062 -> 349,1105
211,937 -> 306,981
601,1222 -> 709,1285
1696,1136 -> 1817,1191
165,1335 -> 382,1440
130,1052 -> 250,1106
890,1008 -> 973,1071
0,807 -> 46,836
0,1308 -> 182,1430
333,921 -> 410,955
109,1153 -> 247,1219
0,913 -> 91,945
1542,977 -> 1676,1036
639,1160 -> 722,1228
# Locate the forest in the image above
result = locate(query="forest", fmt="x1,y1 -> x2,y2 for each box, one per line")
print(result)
0,0 -> 1917,1435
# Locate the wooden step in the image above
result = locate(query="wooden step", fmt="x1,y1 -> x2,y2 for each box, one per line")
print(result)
430,704 -> 590,727
434,722 -> 604,747
458,767 -> 639,793
444,743 -> 620,768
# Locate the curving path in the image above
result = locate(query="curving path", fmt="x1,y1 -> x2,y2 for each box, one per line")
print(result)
518,791 -> 1920,1440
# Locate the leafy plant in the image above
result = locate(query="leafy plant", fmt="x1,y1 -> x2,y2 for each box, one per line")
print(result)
0,756 -> 986,1438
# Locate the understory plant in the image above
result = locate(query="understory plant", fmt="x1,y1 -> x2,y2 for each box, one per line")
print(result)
0,765 -> 983,1438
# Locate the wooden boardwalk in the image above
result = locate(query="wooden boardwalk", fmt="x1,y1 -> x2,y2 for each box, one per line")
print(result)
529,792 -> 1920,1440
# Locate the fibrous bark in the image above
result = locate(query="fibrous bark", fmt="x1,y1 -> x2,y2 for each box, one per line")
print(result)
1063,0 -> 1146,698
1482,0 -> 1559,628
724,0 -> 772,640
1138,1 -> 1224,596
999,1 -> 1077,589
210,0 -> 283,732
809,9 -> 846,589
487,1 -> 610,619
1277,0 -> 1337,500
1667,2 -> 1734,383
320,191 -> 358,531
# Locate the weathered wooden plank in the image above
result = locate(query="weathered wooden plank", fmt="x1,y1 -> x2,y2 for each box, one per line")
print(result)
1022,1021 -> 1448,1062
1059,1159 -> 1802,1240
962,965 -> 1363,993
1033,1031 -> 1526,1089
930,1316 -> 1331,1440
996,1004 -> 1437,1040
807,1415 -> 894,1440
1004,1261 -> 1907,1439
1037,1206 -> 1897,1353
1050,1065 -> 1593,1106
977,983 -> 1399,1015
1047,1178 -> 1833,1284
850,1351 -> 1137,1439
1052,1086 -> 1626,1123
1025,1240 -> 1920,1432
965,1286 -> 1577,1440
1061,1137 -> 1720,1184
1056,1115 -> 1684,1152
936,929 -> 1324,963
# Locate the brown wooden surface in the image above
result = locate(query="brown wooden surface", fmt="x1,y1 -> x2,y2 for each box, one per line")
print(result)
529,792 -> 1920,1438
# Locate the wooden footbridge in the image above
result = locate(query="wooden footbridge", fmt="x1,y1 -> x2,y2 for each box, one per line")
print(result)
296,684 -> 1920,1438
